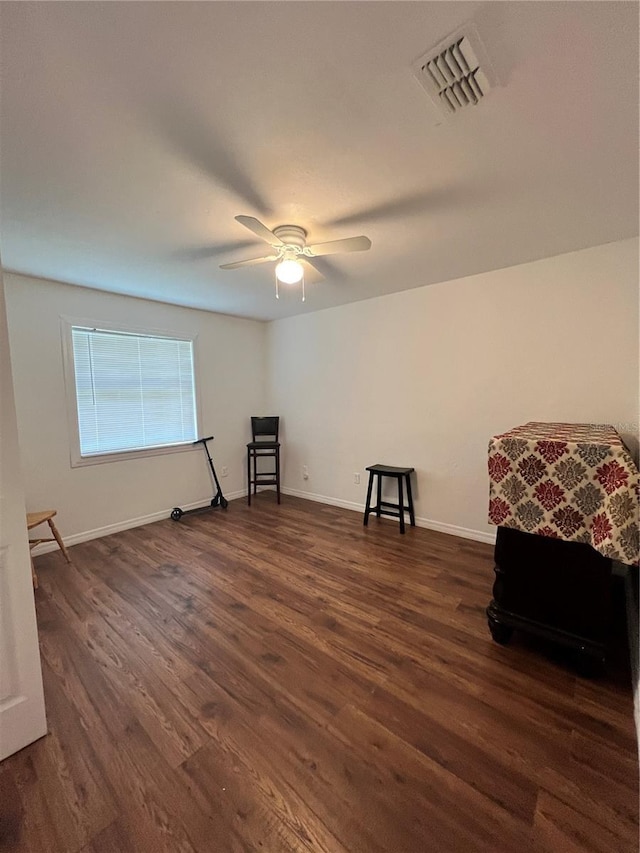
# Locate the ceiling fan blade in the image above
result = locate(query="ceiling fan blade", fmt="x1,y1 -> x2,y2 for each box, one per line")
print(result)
235,215 -> 283,245
219,254 -> 279,270
144,97 -> 271,216
327,191 -> 440,227
307,236 -> 371,257
305,256 -> 349,281
172,239 -> 258,262
303,258 -> 325,281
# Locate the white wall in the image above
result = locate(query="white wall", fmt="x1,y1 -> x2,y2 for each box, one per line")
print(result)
5,274 -> 266,544
5,238 -> 639,547
266,238 -> 639,541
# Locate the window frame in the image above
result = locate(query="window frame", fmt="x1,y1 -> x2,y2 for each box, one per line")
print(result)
61,316 -> 201,467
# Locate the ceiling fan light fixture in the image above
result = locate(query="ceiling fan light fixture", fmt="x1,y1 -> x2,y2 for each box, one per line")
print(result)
221,215 -> 371,305
275,258 -> 304,284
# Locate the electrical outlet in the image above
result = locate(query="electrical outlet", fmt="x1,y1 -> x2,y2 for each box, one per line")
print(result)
354,473 -> 360,485
302,466 -> 309,480
221,466 -> 228,477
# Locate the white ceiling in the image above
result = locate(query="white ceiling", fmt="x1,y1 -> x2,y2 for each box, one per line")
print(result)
1,2 -> 638,321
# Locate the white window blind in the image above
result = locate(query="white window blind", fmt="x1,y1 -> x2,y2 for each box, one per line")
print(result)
71,327 -> 197,457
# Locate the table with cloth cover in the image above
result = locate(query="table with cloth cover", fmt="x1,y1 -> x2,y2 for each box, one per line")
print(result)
486,422 -> 639,673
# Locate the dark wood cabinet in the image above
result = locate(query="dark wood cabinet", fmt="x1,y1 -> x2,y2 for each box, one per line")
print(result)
487,526 -> 613,672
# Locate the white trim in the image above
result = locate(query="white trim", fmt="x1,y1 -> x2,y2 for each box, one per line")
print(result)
59,314 -> 199,343
281,487 -> 497,544
66,440 -> 199,468
32,488 -> 496,554
281,488 -> 363,514
60,316 -> 202,467
29,490 -> 246,554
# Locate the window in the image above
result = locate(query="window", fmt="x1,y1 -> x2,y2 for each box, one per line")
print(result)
63,321 -> 198,465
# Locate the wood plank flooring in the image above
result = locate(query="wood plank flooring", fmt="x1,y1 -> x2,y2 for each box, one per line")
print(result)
1,495 -> 637,852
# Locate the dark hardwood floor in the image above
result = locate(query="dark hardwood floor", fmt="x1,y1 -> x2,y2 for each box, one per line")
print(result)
1,495 -> 638,852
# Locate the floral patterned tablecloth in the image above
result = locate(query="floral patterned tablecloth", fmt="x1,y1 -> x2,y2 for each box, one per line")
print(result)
488,422 -> 639,565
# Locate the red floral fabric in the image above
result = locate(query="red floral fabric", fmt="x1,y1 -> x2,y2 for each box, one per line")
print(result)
488,422 -> 639,565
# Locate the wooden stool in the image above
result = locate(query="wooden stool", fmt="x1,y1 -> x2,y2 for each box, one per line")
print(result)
363,465 -> 415,534
27,510 -> 71,589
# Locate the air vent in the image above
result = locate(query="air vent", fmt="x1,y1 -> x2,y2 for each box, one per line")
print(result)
412,27 -> 495,116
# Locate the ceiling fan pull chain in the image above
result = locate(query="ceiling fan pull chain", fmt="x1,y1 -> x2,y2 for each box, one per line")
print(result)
302,273 -> 305,302
275,271 -> 279,299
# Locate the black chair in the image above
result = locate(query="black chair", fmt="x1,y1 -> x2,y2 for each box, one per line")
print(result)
363,464 -> 415,534
247,416 -> 281,506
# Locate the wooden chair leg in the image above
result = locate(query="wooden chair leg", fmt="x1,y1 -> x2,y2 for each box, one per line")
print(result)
398,476 -> 405,534
47,518 -> 71,564
363,471 -> 374,526
405,473 -> 416,526
30,554 -> 39,589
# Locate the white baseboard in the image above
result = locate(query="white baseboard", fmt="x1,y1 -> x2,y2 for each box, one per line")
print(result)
29,491 -> 246,555
281,487 -> 363,514
33,487 -> 496,554
281,487 -> 497,545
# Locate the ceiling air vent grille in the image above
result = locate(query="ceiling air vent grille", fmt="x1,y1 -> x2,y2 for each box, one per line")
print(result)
412,29 -> 494,116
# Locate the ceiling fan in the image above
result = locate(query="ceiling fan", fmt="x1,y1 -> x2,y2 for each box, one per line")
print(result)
220,215 -> 372,301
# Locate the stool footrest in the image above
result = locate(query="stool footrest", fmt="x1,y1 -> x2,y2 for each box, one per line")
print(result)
368,507 -> 408,519
368,502 -> 411,513
378,500 -> 410,510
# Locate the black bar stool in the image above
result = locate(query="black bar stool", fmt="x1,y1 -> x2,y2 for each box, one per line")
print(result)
363,464 -> 415,534
247,416 -> 281,506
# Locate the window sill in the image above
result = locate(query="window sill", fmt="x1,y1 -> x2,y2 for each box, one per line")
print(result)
70,441 -> 198,468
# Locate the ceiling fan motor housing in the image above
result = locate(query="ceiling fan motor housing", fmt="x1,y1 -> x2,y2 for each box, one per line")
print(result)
272,225 -> 307,251
220,216 -> 371,277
